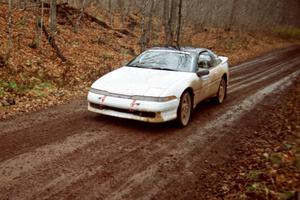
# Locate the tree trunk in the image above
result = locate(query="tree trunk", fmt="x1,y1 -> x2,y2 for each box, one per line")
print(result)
7,0 -> 13,59
41,0 -> 44,42
108,0 -> 114,27
31,0 -> 44,49
146,0 -> 155,45
139,0 -> 149,52
50,0 -> 57,35
75,0 -> 86,32
117,0 -> 125,28
40,23 -> 67,62
176,0 -> 183,48
163,0 -> 169,45
166,0 -> 176,46
226,0 -> 237,31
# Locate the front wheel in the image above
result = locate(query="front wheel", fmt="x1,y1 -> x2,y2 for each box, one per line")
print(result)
176,91 -> 192,127
214,78 -> 227,104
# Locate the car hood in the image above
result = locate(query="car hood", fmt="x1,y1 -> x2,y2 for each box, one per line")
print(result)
91,66 -> 192,97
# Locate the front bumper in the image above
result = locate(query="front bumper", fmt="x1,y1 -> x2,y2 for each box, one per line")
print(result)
87,92 -> 179,123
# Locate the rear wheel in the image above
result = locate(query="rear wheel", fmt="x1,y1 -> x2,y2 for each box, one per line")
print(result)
176,91 -> 192,127
214,78 -> 227,104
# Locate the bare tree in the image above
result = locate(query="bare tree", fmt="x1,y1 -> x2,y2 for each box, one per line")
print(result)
75,0 -> 86,31
50,0 -> 57,35
40,0 -> 44,42
108,0 -> 114,27
31,0 -> 44,49
163,0 -> 169,43
146,0 -> 155,43
176,0 -> 183,47
117,0 -> 125,28
165,0 -> 177,46
226,0 -> 237,31
7,0 -> 13,59
139,0 -> 149,52
0,0 -> 13,67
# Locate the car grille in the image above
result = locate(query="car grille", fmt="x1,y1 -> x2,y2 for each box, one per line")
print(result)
90,89 -> 134,99
90,103 -> 156,118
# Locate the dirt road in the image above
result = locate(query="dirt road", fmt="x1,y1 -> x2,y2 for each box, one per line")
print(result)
0,46 -> 300,200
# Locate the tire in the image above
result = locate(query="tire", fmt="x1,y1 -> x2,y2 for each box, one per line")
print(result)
176,91 -> 192,127
214,78 -> 227,104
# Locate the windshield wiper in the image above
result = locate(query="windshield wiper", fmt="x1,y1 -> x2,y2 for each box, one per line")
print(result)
128,64 -> 176,71
127,64 -> 144,68
150,67 -> 176,71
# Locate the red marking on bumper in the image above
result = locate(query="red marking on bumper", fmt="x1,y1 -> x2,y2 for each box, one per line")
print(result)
99,96 -> 107,109
129,99 -> 138,112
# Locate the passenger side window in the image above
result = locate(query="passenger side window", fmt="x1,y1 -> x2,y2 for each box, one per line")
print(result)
198,52 -> 212,69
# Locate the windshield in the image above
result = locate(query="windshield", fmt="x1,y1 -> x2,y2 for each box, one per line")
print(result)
128,50 -> 193,72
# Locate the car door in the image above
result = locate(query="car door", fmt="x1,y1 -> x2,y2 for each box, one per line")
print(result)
193,54 -> 211,105
206,52 -> 222,97
198,52 -> 222,98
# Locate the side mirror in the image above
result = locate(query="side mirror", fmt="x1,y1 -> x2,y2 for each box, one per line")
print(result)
123,61 -> 129,66
197,69 -> 209,77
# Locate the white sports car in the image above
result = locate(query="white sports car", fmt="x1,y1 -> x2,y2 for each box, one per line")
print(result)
88,47 -> 229,127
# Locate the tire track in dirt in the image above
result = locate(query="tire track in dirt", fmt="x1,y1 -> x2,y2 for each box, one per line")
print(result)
0,113 -> 97,162
230,45 -> 299,72
229,52 -> 300,85
229,46 -> 299,85
0,46 -> 299,200
0,99 -> 87,135
229,57 -> 300,94
0,131 -> 110,191
0,122 -> 170,199
21,133 -> 169,200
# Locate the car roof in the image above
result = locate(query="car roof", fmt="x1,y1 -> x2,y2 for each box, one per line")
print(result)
147,46 -> 209,56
